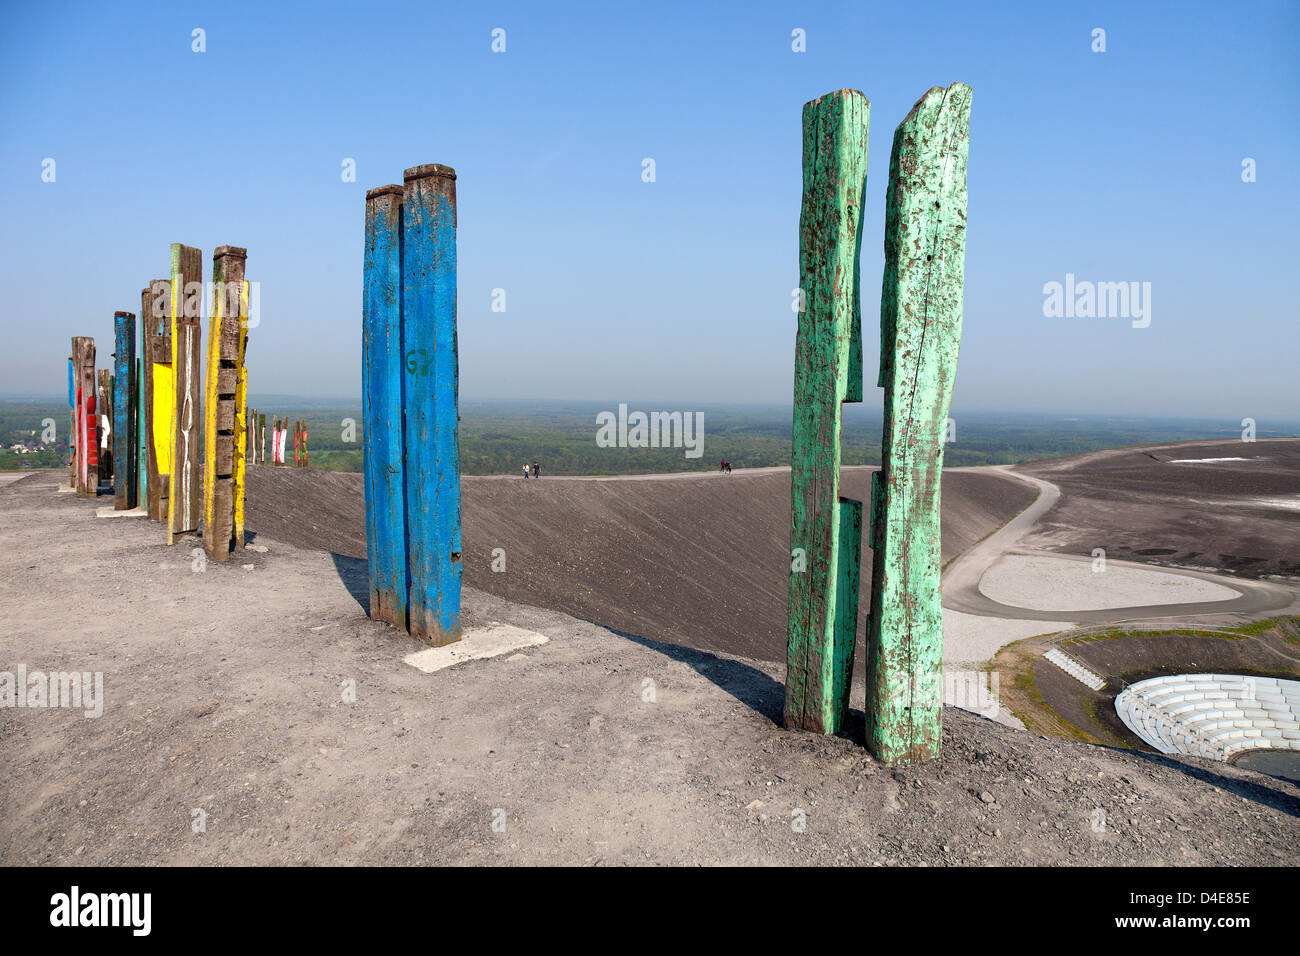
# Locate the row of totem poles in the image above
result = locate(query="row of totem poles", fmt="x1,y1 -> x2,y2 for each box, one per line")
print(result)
67,244 -> 254,561
244,412 -> 309,467
359,85 -> 970,766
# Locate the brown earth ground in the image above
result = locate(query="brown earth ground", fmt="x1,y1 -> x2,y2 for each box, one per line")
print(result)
244,465 -> 1036,664
1,471 -> 1297,865
993,621 -> 1300,745
1016,438 -> 1300,579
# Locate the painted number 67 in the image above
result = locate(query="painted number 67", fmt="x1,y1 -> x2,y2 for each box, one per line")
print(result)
405,349 -> 432,376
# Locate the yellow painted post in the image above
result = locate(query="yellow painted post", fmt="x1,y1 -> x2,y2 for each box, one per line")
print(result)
202,246 -> 246,561
232,279 -> 250,548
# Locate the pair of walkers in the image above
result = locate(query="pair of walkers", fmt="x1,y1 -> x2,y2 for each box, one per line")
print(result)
521,460 -> 541,479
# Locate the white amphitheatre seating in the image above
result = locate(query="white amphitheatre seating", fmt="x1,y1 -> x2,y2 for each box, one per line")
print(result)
1115,674 -> 1300,762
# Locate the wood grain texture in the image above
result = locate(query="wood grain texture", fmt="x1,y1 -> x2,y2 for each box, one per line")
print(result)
363,185 -> 408,629
136,353 -> 146,508
67,357 -> 74,487
233,279 -> 250,550
113,311 -> 137,510
402,164 -> 462,646
785,90 -> 869,734
70,337 -> 97,496
168,245 -> 202,544
97,369 -> 113,489
203,246 -> 246,560
144,280 -> 172,522
865,83 -> 972,765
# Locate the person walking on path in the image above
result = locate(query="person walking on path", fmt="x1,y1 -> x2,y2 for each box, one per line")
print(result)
522,463 -> 530,480
532,460 -> 540,478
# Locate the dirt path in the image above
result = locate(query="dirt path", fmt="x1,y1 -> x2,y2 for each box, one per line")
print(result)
2,470 -> 1297,865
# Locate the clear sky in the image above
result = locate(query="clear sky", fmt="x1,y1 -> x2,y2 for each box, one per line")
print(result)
1,1 -> 1296,419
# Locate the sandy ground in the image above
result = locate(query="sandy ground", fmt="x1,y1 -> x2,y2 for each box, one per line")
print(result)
980,554 -> 1240,612
3,471 -> 1298,866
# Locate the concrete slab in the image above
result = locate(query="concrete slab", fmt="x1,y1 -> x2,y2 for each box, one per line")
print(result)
403,622 -> 548,673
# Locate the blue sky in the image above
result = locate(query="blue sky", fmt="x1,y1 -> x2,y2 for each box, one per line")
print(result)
1,0 -> 1297,419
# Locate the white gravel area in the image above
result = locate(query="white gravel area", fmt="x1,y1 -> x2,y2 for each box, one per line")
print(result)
941,608 -> 1067,666
979,554 -> 1239,612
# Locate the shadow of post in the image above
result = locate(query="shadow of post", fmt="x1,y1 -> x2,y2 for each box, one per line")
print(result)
592,621 -> 866,741
330,552 -> 371,615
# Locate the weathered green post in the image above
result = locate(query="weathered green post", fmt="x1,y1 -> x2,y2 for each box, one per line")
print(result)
865,83 -> 972,765
784,89 -> 869,735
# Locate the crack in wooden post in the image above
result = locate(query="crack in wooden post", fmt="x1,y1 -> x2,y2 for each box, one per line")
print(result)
363,184 -> 409,630
203,246 -> 247,561
865,82 -> 972,765
785,89 -> 869,735
97,369 -> 113,491
70,337 -> 97,496
113,311 -> 137,510
143,280 -> 172,522
168,245 -> 203,545
402,164 -> 462,646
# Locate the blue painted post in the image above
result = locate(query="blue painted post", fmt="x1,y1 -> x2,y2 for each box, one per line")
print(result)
67,357 -> 74,487
113,311 -> 137,510
401,164 -> 462,645
363,185 -> 409,630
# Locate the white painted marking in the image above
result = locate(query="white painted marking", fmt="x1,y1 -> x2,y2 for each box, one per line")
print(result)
1168,457 -> 1250,463
403,622 -> 548,673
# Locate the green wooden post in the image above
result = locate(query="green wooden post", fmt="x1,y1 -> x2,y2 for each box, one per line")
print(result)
865,83 -> 972,765
784,89 -> 869,735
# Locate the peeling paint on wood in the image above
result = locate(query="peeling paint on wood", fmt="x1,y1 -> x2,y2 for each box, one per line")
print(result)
203,245 -> 247,561
168,244 -> 202,544
113,311 -> 137,510
402,164 -> 462,646
785,89 -> 869,735
144,280 -> 172,522
363,184 -> 409,629
71,337 -> 97,497
865,83 -> 972,765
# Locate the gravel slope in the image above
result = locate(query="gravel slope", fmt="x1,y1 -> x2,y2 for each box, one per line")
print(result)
2,471 -> 1297,866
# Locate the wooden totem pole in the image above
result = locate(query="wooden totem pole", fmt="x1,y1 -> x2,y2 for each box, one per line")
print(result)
96,369 -> 113,489
168,245 -> 203,545
66,357 -> 74,487
864,83 -> 972,765
143,279 -> 172,521
70,337 -> 96,496
363,183 -> 409,630
112,310 -> 137,510
202,246 -> 249,561
362,164 -> 463,645
785,90 -> 869,735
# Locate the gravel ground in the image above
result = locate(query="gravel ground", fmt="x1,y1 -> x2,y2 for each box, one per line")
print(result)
1,470 -> 1297,866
